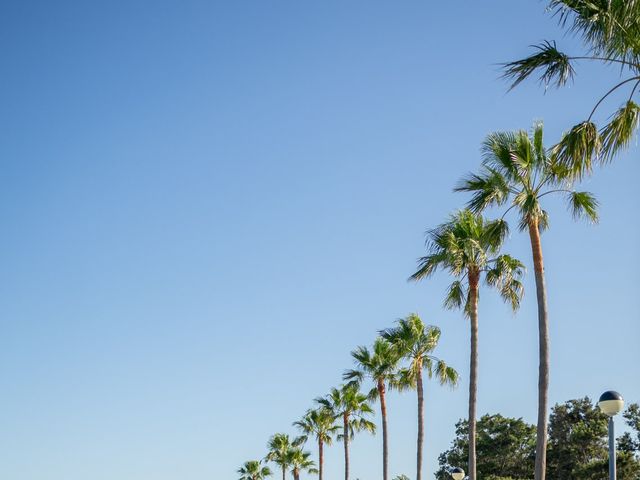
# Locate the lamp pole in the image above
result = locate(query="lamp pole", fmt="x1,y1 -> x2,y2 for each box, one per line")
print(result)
598,390 -> 624,480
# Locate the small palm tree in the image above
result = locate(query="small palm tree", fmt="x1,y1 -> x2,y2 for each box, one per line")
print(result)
455,122 -> 597,480
344,337 -> 401,480
293,408 -> 339,480
503,1 -> 640,173
408,211 -> 525,480
316,383 -> 376,480
380,314 -> 459,480
287,448 -> 318,480
238,460 -> 272,480
266,434 -> 303,480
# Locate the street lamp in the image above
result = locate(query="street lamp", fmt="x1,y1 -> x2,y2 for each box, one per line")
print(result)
450,467 -> 465,480
598,390 -> 624,480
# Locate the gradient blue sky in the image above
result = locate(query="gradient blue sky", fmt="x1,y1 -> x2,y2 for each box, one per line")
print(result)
1,1 -> 639,479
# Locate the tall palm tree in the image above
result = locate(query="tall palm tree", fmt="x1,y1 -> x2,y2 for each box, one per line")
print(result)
316,384 -> 376,480
344,337 -> 401,480
293,408 -> 339,480
287,448 -> 318,480
238,460 -> 272,480
455,122 -> 597,480
502,0 -> 640,173
266,434 -> 303,480
380,314 -> 459,480
408,211 -> 525,480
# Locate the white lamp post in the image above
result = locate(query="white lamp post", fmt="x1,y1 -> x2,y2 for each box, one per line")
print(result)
598,390 -> 624,480
450,467 -> 465,480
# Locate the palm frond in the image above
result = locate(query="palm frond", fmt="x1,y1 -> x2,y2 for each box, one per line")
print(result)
481,131 -> 521,179
443,280 -> 466,311
550,0 -> 640,66
455,168 -> 511,212
485,254 -> 525,311
432,359 -> 459,388
600,100 -> 640,163
567,191 -> 599,222
502,40 -> 575,90
553,121 -> 601,176
343,369 -> 364,384
409,252 -> 446,281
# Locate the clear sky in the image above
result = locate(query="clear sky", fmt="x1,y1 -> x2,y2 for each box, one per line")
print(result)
1,1 -> 638,479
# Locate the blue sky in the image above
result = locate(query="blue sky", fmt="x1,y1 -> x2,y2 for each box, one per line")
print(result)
1,1 -> 639,479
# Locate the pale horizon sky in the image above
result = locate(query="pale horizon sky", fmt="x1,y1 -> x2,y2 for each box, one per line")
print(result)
1,2 -> 639,480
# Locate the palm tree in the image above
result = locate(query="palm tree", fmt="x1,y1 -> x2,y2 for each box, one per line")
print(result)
455,122 -> 598,480
502,0 -> 640,173
343,337 -> 401,480
287,448 -> 318,480
380,314 -> 459,480
316,383 -> 376,480
238,460 -> 272,480
408,211 -> 525,480
266,434 -> 303,480
293,408 -> 339,480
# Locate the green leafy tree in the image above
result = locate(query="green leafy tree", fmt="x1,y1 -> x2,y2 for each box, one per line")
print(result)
380,314 -> 459,480
435,414 -> 536,480
393,475 -> 410,480
266,434 -> 304,480
620,403 -> 640,453
503,0 -> 640,174
456,123 -> 597,480
293,408 -> 339,480
408,211 -> 524,480
546,397 -> 640,480
316,384 -> 376,480
344,337 -> 402,480
238,460 -> 273,480
287,448 -> 318,480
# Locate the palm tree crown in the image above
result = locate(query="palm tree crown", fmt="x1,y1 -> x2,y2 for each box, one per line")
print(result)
287,448 -> 318,480
410,210 -> 525,312
502,0 -> 640,172
455,122 -> 599,230
380,316 -> 458,389
344,337 -> 402,397
238,460 -> 272,480
266,433 -> 303,480
293,408 -> 339,448
316,384 -> 376,437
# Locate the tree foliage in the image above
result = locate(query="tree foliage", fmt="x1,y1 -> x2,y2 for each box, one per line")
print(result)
502,0 -> 640,173
435,400 -> 640,480
547,397 -> 640,480
435,414 -> 536,480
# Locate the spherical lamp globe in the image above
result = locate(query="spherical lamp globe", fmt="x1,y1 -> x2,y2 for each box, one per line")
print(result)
598,390 -> 624,417
451,467 -> 465,480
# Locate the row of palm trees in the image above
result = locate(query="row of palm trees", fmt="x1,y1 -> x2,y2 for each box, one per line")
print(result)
239,2 -> 639,479
238,314 -> 459,480
238,121 -> 602,480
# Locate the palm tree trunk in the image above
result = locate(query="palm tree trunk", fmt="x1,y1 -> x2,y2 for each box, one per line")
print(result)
318,438 -> 324,480
282,465 -> 286,480
528,218 -> 549,480
468,269 -> 480,480
378,379 -> 389,480
416,360 -> 424,480
343,412 -> 350,480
